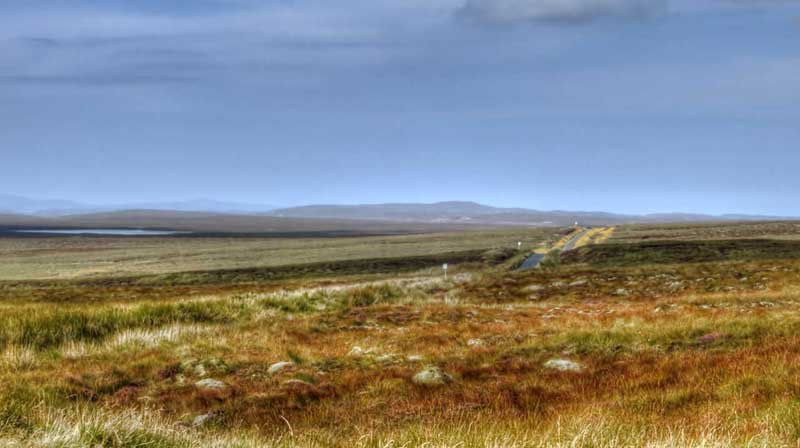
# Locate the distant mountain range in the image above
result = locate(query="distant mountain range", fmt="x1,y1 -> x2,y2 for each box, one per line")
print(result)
0,194 -> 278,216
0,196 -> 793,230
267,201 -> 791,226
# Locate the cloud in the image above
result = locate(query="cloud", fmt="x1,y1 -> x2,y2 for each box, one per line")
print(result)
456,0 -> 669,25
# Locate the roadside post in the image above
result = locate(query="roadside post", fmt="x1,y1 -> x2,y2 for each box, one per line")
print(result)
443,263 -> 448,280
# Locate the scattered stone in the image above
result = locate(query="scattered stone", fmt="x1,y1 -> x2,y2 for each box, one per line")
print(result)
349,346 -> 368,357
195,378 -> 228,391
569,280 -> 588,287
406,355 -> 424,362
193,413 -> 215,427
614,288 -> 630,296
467,338 -> 484,347
268,361 -> 295,375
666,281 -> 684,290
543,359 -> 584,373
376,354 -> 398,363
412,366 -> 453,387
524,284 -> 545,292
697,332 -> 724,344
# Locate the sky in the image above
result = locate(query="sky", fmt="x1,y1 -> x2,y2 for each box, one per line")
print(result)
1,0 -> 799,215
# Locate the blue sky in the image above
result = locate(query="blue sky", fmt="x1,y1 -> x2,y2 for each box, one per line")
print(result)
1,0 -> 798,214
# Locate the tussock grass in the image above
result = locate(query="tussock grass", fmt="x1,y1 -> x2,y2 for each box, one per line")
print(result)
0,301 -> 243,351
5,227 -> 800,446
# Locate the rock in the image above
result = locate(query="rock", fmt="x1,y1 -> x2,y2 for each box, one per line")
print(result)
412,366 -> 453,387
543,359 -> 584,373
406,355 -> 424,362
467,339 -> 484,347
376,354 -> 397,363
697,332 -> 724,344
268,361 -> 295,375
614,288 -> 630,296
283,379 -> 313,387
192,413 -> 215,427
195,378 -> 228,391
524,284 -> 545,292
569,280 -> 588,287
349,346 -> 370,357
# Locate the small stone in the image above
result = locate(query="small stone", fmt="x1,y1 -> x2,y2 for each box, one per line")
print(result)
697,332 -> 724,344
349,346 -> 369,357
268,361 -> 295,375
195,378 -> 228,391
376,354 -> 397,363
544,359 -> 584,372
569,280 -> 588,287
412,366 -> 453,387
193,413 -> 215,427
406,355 -> 424,362
524,284 -> 545,292
467,339 -> 484,347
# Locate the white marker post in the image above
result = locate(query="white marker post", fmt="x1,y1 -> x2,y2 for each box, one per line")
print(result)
517,241 -> 522,249
442,263 -> 448,280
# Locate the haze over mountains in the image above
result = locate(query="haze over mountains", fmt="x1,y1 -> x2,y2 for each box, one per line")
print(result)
0,195 -> 793,232
0,194 -> 277,216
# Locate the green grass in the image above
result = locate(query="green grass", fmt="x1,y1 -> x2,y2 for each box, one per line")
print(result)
562,238 -> 800,267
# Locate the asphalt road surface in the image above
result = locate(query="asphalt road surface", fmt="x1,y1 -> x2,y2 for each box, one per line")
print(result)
517,228 -> 591,270
561,228 -> 591,252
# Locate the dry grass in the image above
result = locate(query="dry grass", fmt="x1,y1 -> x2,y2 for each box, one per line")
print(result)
3,224 -> 800,446
0,228 -> 557,281
573,227 -> 615,248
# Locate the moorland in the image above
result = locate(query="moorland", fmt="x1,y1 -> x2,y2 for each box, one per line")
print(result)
3,220 -> 800,447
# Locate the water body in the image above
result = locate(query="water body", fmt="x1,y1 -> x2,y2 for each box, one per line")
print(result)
13,229 -> 183,236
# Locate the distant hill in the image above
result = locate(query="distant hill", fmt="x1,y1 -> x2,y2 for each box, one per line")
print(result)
269,201 -> 791,227
0,210 -> 487,235
0,198 -> 795,233
268,201 -> 521,221
0,195 -> 276,216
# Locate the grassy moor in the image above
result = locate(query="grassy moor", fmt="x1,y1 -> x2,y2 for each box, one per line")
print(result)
0,222 -> 800,446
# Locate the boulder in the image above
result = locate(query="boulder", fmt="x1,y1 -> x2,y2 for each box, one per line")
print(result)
412,366 -> 453,387
195,378 -> 228,391
268,361 -> 295,375
543,359 -> 584,373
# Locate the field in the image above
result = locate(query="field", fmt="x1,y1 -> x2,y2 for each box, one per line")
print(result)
3,222 -> 800,447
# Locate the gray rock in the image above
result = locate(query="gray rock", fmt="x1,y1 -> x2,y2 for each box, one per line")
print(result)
348,346 -> 370,357
544,359 -> 584,372
192,413 -> 215,427
195,378 -> 228,390
412,366 -> 453,387
467,338 -> 484,347
268,361 -> 295,375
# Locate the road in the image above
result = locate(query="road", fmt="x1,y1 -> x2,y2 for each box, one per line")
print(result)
561,228 -> 591,252
517,228 -> 591,270
518,253 -> 545,270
